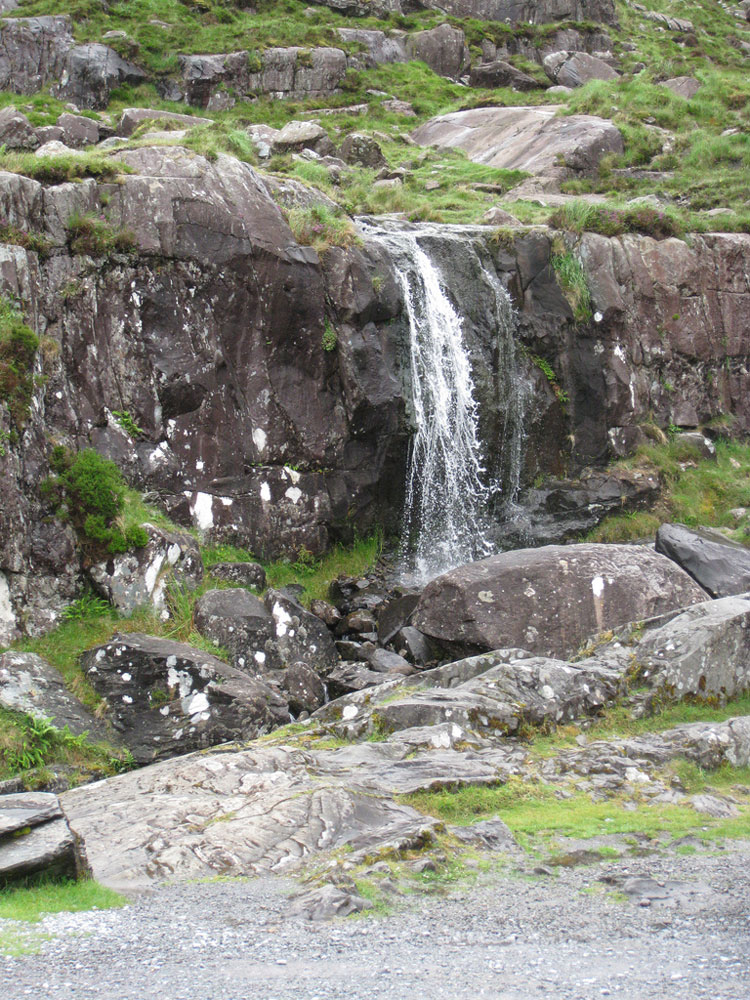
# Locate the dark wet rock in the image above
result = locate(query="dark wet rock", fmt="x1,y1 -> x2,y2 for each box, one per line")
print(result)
634,595 -> 750,701
335,640 -> 365,660
326,661 -> 388,697
543,50 -> 619,88
0,793 -> 78,885
280,661 -> 326,715
654,523 -> 750,599
116,107 -> 213,137
0,651 -> 106,739
57,43 -> 147,109
289,883 -> 373,920
193,588 -> 275,666
376,593 -> 420,645
81,633 -> 289,763
207,561 -> 266,590
88,524 -> 203,617
309,599 -> 342,628
339,133 -> 386,168
360,643 -> 415,675
0,105 -> 39,149
393,626 -> 435,667
340,609 -> 378,635
413,544 -> 708,660
264,589 -> 340,677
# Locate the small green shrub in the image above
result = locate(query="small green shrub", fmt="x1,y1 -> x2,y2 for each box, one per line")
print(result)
321,320 -> 337,352
0,296 -> 39,428
549,202 -> 684,241
42,447 -> 148,557
66,213 -> 137,257
287,204 -> 360,254
551,251 -> 593,324
0,225 -> 52,259
111,409 -> 144,439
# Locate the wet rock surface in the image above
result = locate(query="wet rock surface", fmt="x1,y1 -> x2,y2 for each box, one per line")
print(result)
654,522 -> 750,598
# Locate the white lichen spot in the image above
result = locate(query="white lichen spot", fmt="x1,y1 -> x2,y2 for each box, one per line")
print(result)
272,601 -> 292,638
220,497 -> 233,507
477,590 -> 494,604
252,427 -> 267,454
594,311 -> 603,323
591,576 -> 605,599
523,585 -> 536,598
121,672 -> 132,683
260,482 -> 271,503
285,486 -> 303,504
191,492 -> 215,530
196,460 -> 205,472
284,466 -> 301,485
166,543 -> 181,565
254,651 -> 266,664
541,684 -> 555,700
122,695 -> 133,704
342,704 -> 358,720
159,705 -> 170,716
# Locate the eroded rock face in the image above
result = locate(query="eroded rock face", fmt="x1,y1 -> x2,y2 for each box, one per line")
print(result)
654,523 -> 750,598
0,792 -> 79,885
413,545 -> 708,659
543,50 -> 618,87
412,106 -> 624,178
81,633 -> 289,763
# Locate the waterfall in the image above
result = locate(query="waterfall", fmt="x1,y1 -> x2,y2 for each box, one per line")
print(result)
361,220 -> 528,584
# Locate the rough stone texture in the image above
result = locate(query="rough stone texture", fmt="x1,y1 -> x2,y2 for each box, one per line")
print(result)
0,793 -> 78,884
411,0 -> 617,26
56,43 -> 147,109
271,120 -> 334,156
0,651 -> 105,738
316,649 -> 624,738
264,589 -> 340,677
404,24 -> 469,81
0,105 -> 38,148
0,15 -> 73,95
660,76 -> 700,99
326,661 -> 389,697
654,523 -> 750,599
116,107 -> 214,137
543,50 -> 619,87
207,561 -> 266,590
413,545 -> 708,659
280,661 -> 326,715
81,633 -> 289,763
56,112 -> 99,147
339,132 -> 386,168
634,596 -> 750,701
88,523 -> 203,616
412,106 -> 624,177
469,59 -> 542,90
60,744 -> 440,889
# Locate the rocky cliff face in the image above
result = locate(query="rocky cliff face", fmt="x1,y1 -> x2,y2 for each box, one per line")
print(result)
0,143 -> 749,642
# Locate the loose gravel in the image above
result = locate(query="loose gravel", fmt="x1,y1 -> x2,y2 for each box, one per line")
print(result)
3,843 -> 749,1000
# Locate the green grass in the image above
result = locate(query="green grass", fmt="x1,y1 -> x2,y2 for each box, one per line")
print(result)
0,878 -> 126,924
0,150 -> 128,184
550,249 -> 593,323
587,439 -> 750,544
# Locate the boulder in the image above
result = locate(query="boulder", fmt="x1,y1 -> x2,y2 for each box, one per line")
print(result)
393,626 -> 434,666
469,60 -> 542,91
413,544 -> 709,659
88,523 -> 204,617
289,883 -> 373,920
360,642 -> 415,675
309,598 -> 342,628
326,660 -> 389,697
55,112 -> 99,147
660,76 -> 700,99
336,28 -> 406,68
339,132 -> 386,168
0,106 -> 39,149
264,588 -> 340,677
404,24 -> 469,81
543,51 -> 619,88
376,593 -> 420,644
33,124 -> 64,144
34,138 -> 75,157
635,595 -> 750,701
0,15 -> 73,95
0,792 -> 78,885
56,43 -> 147,109
270,120 -> 334,156
480,206 -> 522,225
116,107 -> 214,137
280,661 -> 326,715
81,633 -> 289,763
0,651 -> 105,739
655,523 -> 750,599
412,106 -> 623,177
207,561 -> 266,589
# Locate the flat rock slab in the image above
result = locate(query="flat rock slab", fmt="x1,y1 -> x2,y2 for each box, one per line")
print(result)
0,791 -> 62,836
411,106 -> 623,176
0,815 -> 77,885
0,650 -> 106,739
413,544 -> 708,660
60,745 -> 440,890
655,522 -> 750,598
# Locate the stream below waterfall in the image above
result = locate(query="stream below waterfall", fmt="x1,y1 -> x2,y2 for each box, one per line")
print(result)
360,219 -> 531,585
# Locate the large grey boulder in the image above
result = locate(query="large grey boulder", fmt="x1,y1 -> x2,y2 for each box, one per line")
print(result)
88,523 -> 204,617
0,651 -> 105,739
469,60 -> 542,91
81,633 -> 289,763
413,544 -> 709,660
0,15 -> 72,94
270,120 -> 334,156
543,50 -> 619,88
116,107 -> 214,137
412,106 -> 623,177
634,595 -> 750,701
404,24 -> 469,81
56,112 -> 99,147
56,43 -> 147,109
207,561 -> 266,590
654,523 -> 750,599
0,105 -> 39,149
0,792 -> 78,885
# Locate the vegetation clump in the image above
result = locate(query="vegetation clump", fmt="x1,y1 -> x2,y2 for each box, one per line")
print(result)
287,204 -> 360,254
549,201 -> 684,240
0,295 -> 39,429
550,250 -> 592,324
42,447 -> 149,558
66,212 -> 137,257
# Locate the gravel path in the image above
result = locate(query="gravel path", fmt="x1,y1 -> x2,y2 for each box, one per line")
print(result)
3,842 -> 750,1000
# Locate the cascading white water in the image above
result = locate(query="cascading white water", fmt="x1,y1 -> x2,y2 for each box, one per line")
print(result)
361,220 -> 528,584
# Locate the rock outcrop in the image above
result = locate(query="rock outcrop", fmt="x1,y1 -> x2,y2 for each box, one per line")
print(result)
412,544 -> 708,660
0,792 -> 80,885
654,523 -> 750,598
